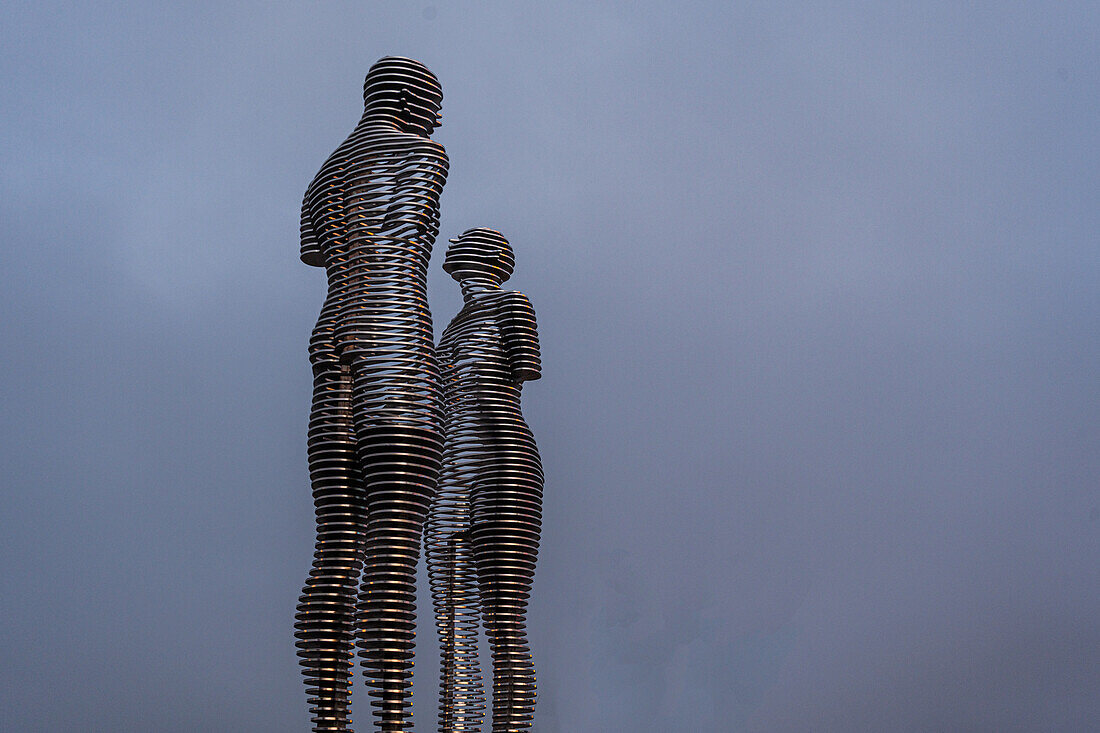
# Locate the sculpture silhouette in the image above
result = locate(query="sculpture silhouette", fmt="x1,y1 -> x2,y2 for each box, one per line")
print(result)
426,228 -> 543,732
295,56 -> 449,733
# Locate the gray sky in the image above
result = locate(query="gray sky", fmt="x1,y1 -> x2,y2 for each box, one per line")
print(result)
2,2 -> 1097,731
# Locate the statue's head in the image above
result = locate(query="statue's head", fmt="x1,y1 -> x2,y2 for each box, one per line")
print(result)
363,56 -> 442,135
443,228 -> 515,285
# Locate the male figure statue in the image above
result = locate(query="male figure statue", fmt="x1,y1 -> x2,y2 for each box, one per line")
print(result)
295,56 -> 449,733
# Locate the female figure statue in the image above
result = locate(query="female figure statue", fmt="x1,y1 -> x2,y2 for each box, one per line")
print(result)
426,228 -> 543,732
295,57 -> 449,733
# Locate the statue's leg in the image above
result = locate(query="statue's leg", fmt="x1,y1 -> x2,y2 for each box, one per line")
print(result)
354,422 -> 442,732
296,365 -> 364,732
472,456 -> 542,732
426,453 -> 484,732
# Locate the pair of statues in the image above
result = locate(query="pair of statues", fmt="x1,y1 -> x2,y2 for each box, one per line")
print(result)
294,57 -> 542,733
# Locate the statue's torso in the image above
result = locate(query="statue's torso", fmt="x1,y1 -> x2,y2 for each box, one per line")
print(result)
304,121 -> 449,428
439,293 -> 531,438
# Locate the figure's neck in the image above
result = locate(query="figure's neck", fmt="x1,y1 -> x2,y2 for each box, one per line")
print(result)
460,278 -> 499,303
359,106 -> 405,131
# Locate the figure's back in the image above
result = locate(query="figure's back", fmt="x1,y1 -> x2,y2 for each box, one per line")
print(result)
440,291 -> 536,421
302,120 -> 449,428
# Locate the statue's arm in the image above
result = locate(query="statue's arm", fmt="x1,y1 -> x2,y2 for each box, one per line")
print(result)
382,139 -> 449,241
498,292 -> 542,383
299,192 -> 324,267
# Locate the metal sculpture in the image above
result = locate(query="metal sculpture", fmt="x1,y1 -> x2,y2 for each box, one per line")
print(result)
426,228 -> 543,732
295,56 -> 449,733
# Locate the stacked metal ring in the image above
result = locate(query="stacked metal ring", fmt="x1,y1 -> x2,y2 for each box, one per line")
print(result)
296,56 -> 449,733
427,228 -> 543,732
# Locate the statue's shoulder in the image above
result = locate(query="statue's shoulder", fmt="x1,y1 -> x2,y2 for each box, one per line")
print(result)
367,129 -> 445,155
408,136 -> 448,167
341,129 -> 444,172
487,290 -> 537,327
496,290 -> 534,312
372,134 -> 448,175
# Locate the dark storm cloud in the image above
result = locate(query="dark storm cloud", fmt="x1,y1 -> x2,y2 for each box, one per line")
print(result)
1,2 -> 1097,731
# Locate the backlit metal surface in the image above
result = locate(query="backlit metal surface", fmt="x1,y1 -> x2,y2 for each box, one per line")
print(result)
295,56 -> 449,733
426,228 -> 543,732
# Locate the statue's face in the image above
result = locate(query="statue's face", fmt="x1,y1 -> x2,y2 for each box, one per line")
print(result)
420,95 -> 443,135
442,239 -> 466,279
401,89 -> 442,136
